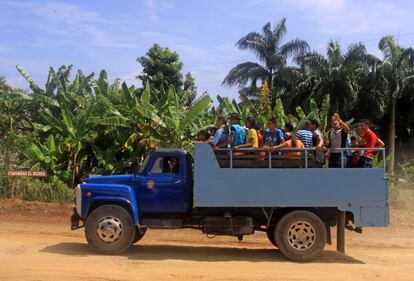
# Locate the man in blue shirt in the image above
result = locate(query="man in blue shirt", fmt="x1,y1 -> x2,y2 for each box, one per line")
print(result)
210,116 -> 229,148
263,117 -> 285,148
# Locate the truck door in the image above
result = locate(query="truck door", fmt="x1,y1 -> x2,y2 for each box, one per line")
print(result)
135,154 -> 188,214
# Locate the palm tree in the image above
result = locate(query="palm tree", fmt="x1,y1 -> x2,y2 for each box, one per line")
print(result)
222,18 -> 309,107
378,36 -> 414,172
296,41 -> 376,118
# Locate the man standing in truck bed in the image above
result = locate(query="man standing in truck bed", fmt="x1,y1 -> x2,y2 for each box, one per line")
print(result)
327,113 -> 350,168
357,119 -> 385,168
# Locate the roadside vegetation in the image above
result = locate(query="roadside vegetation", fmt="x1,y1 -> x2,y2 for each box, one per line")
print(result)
0,18 -> 413,203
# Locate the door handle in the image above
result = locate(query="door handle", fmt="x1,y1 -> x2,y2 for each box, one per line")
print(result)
174,180 -> 182,184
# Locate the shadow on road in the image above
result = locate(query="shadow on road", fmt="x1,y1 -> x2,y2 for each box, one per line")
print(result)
40,242 -> 364,264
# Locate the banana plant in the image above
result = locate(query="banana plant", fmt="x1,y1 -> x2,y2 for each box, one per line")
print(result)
149,85 -> 213,150
294,95 -> 330,132
20,135 -> 71,182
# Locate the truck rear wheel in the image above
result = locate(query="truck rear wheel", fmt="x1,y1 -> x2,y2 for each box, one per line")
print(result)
275,210 -> 326,262
85,205 -> 135,255
133,227 -> 147,244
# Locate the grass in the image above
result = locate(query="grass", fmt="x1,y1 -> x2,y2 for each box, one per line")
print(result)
0,175 -> 74,203
391,183 -> 414,211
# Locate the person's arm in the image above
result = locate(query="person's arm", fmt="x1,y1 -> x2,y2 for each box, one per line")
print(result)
234,138 -> 254,148
235,130 -> 256,149
339,119 -> 350,134
333,113 -> 350,133
210,129 -> 222,146
270,141 -> 288,152
326,130 -> 331,147
277,129 -> 285,144
376,137 -> 385,148
214,133 -> 233,150
315,133 -> 324,150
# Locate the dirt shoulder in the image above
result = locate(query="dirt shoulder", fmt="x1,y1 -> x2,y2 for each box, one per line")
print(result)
0,199 -> 73,224
0,199 -> 414,281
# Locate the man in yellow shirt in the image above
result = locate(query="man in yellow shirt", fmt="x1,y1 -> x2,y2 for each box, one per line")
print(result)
233,116 -> 258,149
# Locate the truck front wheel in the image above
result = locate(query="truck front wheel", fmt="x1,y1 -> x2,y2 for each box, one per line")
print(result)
85,205 -> 136,254
275,210 -> 326,262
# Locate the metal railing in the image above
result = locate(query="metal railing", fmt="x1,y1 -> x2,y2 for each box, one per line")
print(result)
215,147 -> 386,171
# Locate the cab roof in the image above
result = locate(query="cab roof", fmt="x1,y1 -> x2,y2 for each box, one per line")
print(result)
153,148 -> 188,155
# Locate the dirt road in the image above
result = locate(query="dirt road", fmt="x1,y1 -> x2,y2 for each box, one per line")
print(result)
1,200 -> 414,281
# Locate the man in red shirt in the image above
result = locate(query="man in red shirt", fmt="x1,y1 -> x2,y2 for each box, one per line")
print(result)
357,119 -> 385,168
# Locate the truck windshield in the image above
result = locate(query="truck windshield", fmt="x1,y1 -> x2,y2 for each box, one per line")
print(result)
138,152 -> 152,174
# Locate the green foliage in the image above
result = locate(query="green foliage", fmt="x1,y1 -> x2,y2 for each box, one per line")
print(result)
183,72 -> 197,106
2,28 -> 414,202
0,75 -> 11,93
7,64 -> 212,187
0,135 -> 74,203
0,176 -> 74,203
137,44 -> 184,93
396,161 -> 414,183
372,153 -> 392,169
295,41 -> 375,119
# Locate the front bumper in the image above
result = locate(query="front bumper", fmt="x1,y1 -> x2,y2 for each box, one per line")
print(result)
70,207 -> 84,230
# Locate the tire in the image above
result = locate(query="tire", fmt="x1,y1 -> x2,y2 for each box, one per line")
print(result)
85,204 -> 136,255
266,226 -> 278,248
275,210 -> 326,262
132,227 -> 147,244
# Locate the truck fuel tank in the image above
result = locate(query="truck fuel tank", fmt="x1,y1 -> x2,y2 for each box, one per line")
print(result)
202,216 -> 254,236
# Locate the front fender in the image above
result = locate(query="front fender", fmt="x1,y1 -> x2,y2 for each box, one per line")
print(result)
79,183 -> 140,225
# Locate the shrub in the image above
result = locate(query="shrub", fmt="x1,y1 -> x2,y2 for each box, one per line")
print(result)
0,176 -> 74,203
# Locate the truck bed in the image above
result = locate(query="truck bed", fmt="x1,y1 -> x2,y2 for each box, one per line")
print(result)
194,144 -> 389,228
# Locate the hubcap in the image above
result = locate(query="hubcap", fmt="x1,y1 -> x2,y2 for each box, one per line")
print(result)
287,221 -> 316,250
96,216 -> 123,243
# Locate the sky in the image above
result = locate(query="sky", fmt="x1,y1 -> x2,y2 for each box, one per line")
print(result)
1,0 -> 414,101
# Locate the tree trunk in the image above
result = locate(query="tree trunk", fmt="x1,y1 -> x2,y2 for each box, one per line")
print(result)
335,97 -> 339,114
268,70 -> 274,109
387,97 -> 396,174
71,151 -> 78,188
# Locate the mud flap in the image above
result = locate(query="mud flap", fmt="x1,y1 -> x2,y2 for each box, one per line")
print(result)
70,207 -> 84,230
326,224 -> 332,245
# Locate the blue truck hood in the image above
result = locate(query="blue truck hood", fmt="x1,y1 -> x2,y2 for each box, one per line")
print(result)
85,174 -> 134,185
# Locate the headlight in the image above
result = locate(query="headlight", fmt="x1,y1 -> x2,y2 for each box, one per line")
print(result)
75,184 -> 82,216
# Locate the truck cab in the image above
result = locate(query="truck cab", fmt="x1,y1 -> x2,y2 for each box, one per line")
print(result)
132,149 -> 193,215
71,143 -> 389,262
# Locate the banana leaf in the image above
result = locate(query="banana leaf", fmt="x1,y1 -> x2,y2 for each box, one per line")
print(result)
181,95 -> 212,128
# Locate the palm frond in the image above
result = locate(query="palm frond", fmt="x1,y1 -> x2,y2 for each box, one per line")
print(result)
236,32 -> 267,63
222,62 -> 268,87
280,38 -> 309,57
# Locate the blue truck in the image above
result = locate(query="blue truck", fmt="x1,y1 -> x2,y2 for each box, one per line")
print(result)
71,143 -> 389,261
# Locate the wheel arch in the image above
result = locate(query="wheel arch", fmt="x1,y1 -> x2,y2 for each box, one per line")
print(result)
79,183 -> 140,225
268,207 -> 340,227
87,198 -> 140,225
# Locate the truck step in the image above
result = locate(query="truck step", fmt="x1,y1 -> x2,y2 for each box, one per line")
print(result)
141,218 -> 183,228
